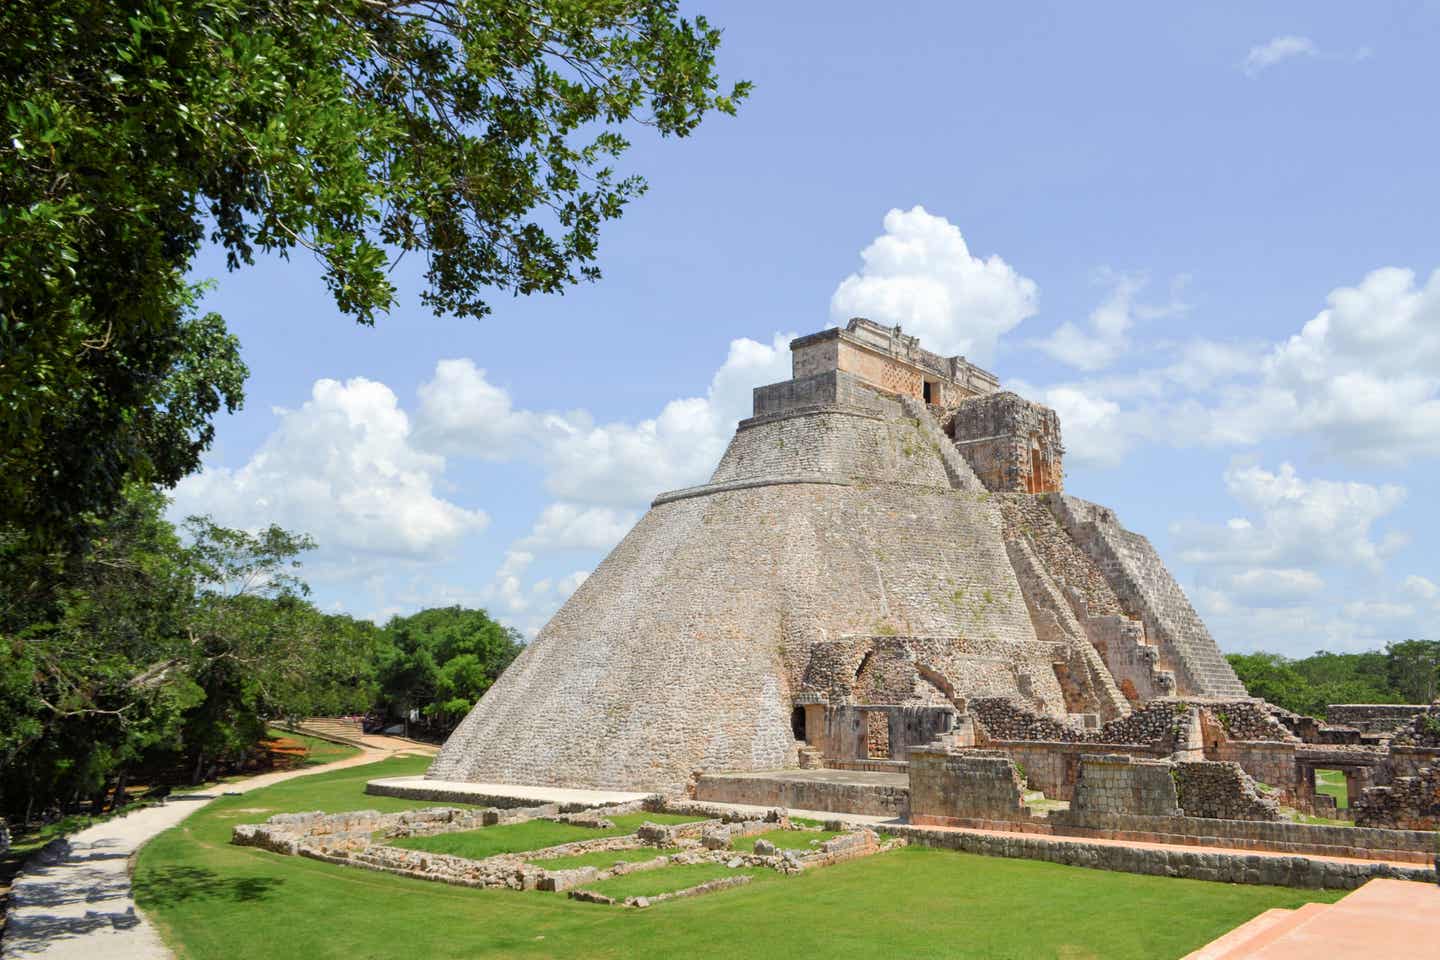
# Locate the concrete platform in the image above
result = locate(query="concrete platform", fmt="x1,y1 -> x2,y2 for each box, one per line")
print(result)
694,768 -> 909,817
365,775 -> 650,809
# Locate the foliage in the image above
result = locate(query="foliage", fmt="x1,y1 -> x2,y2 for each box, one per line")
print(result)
0,485 -> 377,818
133,755 -> 1344,960
1227,643 -> 1438,718
376,606 -> 522,734
1384,639 -> 1440,703
1,0 -> 746,543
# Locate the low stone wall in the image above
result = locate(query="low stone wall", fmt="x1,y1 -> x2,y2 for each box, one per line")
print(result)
692,774 -> 907,817
890,823 -> 1433,889
909,749 -> 1028,824
1071,754 -> 1178,817
1173,760 -> 1281,821
1354,764 -> 1440,830
1326,704 -> 1431,733
1211,740 -> 1300,799
1046,810 -> 1435,865
991,740 -> 1170,801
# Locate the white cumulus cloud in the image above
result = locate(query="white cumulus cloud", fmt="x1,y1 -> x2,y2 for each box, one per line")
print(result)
830,206 -> 1038,363
416,333 -> 795,507
1174,461 -> 1406,573
173,377 -> 488,560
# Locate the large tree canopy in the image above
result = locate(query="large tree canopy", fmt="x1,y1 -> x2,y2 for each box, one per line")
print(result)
0,0 -> 747,539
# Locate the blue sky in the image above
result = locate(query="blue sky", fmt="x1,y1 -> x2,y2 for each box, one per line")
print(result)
173,2 -> 1440,655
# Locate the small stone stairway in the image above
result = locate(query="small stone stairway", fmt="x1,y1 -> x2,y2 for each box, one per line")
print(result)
1182,903 -> 1332,959
289,716 -> 366,746
1183,878 -> 1440,959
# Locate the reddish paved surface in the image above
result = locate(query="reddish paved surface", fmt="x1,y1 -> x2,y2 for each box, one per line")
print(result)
1185,878 -> 1439,959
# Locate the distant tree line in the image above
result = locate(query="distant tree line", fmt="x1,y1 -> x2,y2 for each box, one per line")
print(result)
0,485 -> 520,824
1226,642 -> 1440,718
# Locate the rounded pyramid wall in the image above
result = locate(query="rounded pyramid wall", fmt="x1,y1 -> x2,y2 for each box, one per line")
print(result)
428,401 -> 1063,793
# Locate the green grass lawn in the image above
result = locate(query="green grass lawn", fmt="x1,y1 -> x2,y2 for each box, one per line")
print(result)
527,848 -> 679,871
135,756 -> 1346,960
730,828 -> 845,852
1315,769 -> 1349,809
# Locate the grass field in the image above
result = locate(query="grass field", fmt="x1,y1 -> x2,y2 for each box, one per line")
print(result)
1315,768 -> 1349,809
134,756 -> 1346,960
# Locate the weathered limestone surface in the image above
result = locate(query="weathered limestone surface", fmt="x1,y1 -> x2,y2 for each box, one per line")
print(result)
888,824 -> 1431,889
1071,754 -> 1180,817
1043,494 -> 1247,699
908,748 -> 1028,823
1355,764 -> 1440,830
948,392 -> 1063,493
431,403 -> 1054,793
1172,760 -> 1282,821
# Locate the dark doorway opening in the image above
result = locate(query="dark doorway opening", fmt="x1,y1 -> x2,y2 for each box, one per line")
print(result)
922,380 -> 936,404
791,705 -> 807,741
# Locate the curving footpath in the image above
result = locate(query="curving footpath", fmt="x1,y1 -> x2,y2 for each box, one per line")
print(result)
1,737 -> 433,960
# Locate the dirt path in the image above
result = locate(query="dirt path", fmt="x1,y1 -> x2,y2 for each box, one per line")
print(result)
1,737 -> 432,960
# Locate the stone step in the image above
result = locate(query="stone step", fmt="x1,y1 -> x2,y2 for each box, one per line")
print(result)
1182,902 -> 1331,960
1181,907 -> 1296,960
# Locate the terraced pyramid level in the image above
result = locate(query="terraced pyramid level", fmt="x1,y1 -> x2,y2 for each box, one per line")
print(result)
429,319 -> 1246,793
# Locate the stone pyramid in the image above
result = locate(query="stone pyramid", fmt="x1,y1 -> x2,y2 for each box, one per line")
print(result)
428,319 -> 1245,793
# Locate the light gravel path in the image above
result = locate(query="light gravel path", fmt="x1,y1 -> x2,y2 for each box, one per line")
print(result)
1,738 -> 433,960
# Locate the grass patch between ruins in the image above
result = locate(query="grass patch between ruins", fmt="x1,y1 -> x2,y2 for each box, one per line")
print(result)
136,756 -> 1348,960
1315,769 -> 1349,809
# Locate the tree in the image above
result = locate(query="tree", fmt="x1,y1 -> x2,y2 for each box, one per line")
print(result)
1,0 -> 747,542
0,485 -> 379,815
378,606 -> 521,735
1385,639 -> 1440,703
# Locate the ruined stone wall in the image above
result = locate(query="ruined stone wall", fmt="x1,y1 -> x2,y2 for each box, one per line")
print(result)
801,633 -> 1071,720
973,698 -> 1196,748
432,402 -> 1053,793
908,749 -> 1029,823
1211,741 -> 1301,799
1354,764 -> 1440,830
1325,703 -> 1432,733
1173,761 -> 1282,821
1044,494 -> 1247,699
889,823 -> 1433,889
1387,702 -> 1440,746
1071,754 -> 1180,817
820,705 -> 955,762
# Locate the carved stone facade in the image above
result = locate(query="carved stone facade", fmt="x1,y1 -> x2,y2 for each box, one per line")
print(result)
948,392 -> 1064,494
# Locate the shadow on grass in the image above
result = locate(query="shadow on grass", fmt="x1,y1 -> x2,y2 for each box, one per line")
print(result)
134,865 -> 285,908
